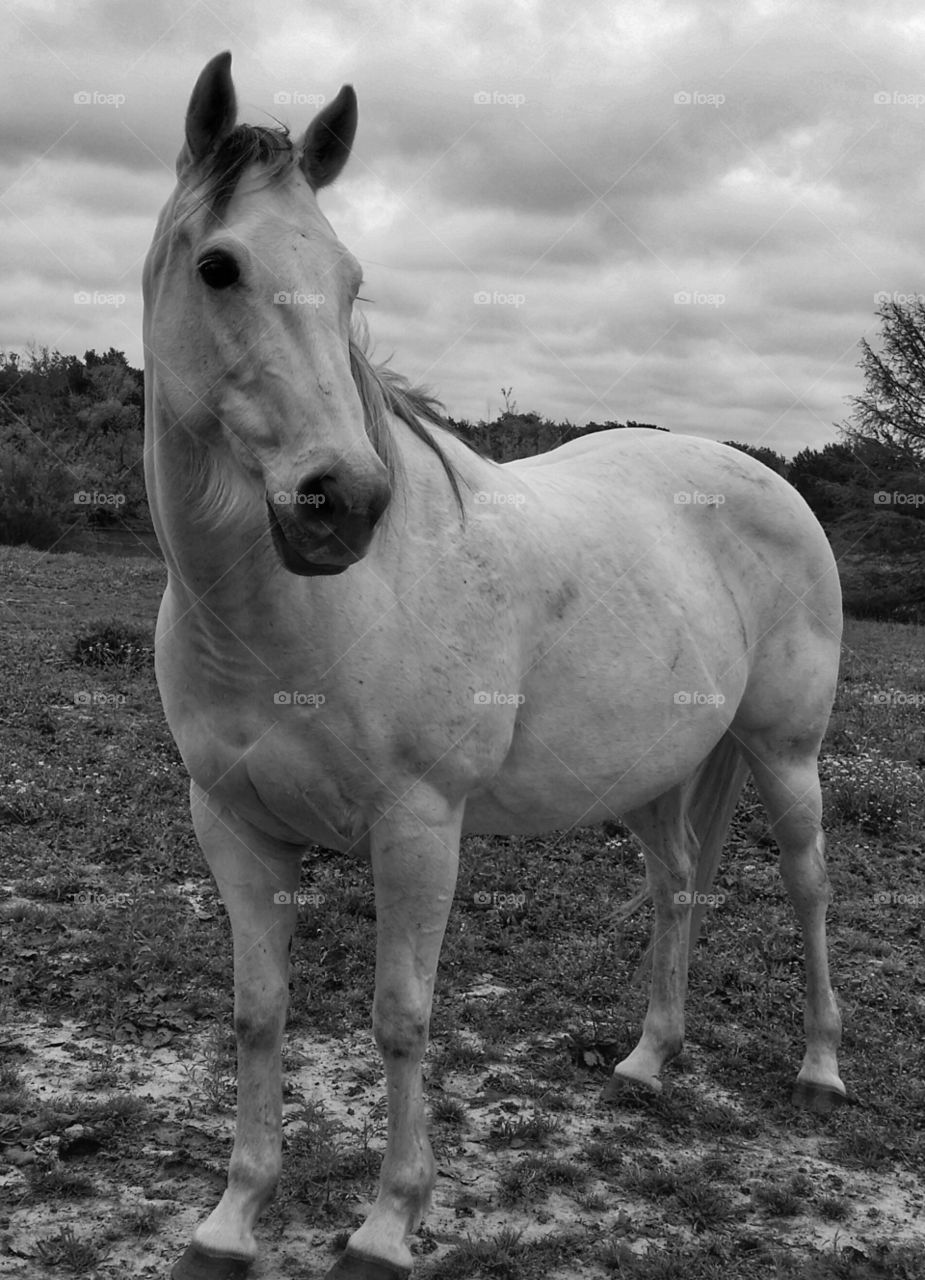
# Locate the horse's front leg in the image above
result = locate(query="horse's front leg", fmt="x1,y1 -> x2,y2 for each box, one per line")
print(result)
172,782 -> 301,1280
326,796 -> 462,1280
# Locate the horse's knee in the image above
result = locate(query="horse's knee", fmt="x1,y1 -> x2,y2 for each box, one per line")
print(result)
373,992 -> 428,1061
235,984 -> 287,1052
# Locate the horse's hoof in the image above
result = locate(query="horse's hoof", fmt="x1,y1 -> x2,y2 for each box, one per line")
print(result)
323,1248 -> 412,1280
602,1070 -> 663,1103
791,1080 -> 847,1114
171,1243 -> 252,1280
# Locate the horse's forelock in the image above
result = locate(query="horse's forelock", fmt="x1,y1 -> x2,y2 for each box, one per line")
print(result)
199,123 -> 295,219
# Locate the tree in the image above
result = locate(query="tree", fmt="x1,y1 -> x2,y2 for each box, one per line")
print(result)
789,442 -> 868,526
843,298 -> 925,458
722,441 -> 789,476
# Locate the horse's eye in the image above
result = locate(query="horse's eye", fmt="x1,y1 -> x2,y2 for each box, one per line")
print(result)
198,252 -> 240,289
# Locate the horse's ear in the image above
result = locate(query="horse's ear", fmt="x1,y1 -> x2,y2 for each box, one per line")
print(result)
179,51 -> 237,171
299,86 -> 357,189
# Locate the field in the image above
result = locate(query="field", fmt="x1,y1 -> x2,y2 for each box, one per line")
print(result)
1,544 -> 923,1280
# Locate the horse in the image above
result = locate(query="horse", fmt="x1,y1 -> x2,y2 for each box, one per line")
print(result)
144,51 -> 846,1280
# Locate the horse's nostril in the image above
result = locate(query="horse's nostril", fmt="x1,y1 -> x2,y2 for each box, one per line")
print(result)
295,473 -> 339,520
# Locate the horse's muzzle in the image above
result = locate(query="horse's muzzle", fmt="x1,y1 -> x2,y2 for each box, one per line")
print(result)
267,472 -> 390,576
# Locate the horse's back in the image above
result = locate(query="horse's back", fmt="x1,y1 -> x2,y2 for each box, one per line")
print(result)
501,428 -> 836,601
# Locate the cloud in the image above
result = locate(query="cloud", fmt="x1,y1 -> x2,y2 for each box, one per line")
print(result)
1,0 -> 924,456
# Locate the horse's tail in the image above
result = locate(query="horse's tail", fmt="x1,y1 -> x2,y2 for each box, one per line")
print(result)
623,732 -> 750,984
683,732 -> 750,953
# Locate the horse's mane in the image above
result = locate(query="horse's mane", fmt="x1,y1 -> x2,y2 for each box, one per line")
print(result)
349,325 -> 470,514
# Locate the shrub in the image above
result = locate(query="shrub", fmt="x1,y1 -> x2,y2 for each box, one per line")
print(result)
0,437 -> 77,549
71,620 -> 154,671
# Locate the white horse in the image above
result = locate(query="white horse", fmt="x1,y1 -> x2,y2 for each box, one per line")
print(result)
145,52 -> 846,1280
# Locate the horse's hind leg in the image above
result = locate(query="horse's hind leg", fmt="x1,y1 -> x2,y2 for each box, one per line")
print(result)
605,784 -> 694,1095
737,732 -> 846,1112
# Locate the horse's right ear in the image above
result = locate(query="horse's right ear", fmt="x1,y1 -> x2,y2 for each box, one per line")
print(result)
178,51 -> 237,173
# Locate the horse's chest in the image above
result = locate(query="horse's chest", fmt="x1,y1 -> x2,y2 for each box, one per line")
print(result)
156,634 -> 367,847
185,705 -> 368,847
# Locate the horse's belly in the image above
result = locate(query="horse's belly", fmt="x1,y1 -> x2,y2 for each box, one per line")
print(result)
462,700 -> 732,835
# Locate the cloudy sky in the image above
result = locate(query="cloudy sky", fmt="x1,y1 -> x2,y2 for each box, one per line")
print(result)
2,0 -> 925,456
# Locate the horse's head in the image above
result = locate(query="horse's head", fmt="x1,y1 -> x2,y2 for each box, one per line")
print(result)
144,52 -> 391,576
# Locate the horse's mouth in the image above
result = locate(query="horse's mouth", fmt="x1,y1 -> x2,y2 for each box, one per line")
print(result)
266,502 -> 356,577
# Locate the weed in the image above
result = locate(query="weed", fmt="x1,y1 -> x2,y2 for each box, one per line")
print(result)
431,1094 -> 467,1125
71,619 -> 153,671
752,1180 -> 803,1216
431,1226 -> 526,1279
28,1162 -> 96,1199
35,1225 -> 108,1271
123,1202 -> 171,1235
498,1153 -> 587,1205
180,1020 -> 236,1113
487,1108 -> 563,1148
826,1121 -> 915,1171
275,1100 -> 383,1220
578,1188 -> 609,1211
816,1195 -> 850,1221
674,1180 -> 738,1231
586,1139 -> 625,1175
822,752 -> 921,835
434,1032 -> 487,1070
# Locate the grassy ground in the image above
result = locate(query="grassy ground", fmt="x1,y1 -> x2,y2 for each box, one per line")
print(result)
0,544 -> 923,1279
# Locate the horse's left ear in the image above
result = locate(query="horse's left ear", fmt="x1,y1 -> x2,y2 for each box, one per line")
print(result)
299,86 -> 357,189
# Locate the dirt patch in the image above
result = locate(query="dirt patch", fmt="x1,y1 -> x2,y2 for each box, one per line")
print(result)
3,1009 -> 924,1279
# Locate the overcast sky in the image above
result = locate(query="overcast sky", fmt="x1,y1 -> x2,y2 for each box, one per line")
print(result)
2,0 -> 925,456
